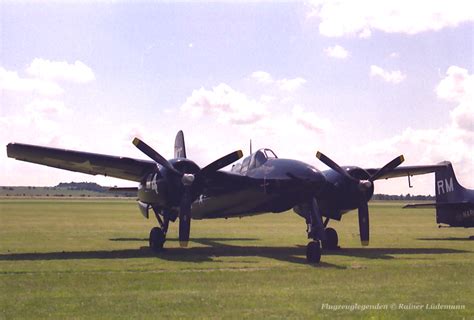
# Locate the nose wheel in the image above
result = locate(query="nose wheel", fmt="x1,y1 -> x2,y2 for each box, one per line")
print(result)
149,208 -> 170,252
149,227 -> 166,252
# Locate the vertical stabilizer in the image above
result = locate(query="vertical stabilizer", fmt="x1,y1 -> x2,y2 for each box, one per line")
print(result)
434,161 -> 469,225
435,161 -> 465,203
174,130 -> 187,158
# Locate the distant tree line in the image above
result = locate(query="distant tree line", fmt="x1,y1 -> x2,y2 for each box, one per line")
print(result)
372,194 -> 435,201
55,182 -> 134,197
56,182 -> 107,192
3,183 -> 434,200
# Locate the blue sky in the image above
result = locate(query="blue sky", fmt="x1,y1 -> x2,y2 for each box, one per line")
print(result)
1,1 -> 473,195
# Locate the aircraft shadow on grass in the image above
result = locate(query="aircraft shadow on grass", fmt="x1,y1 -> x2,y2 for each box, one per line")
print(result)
0,237 -> 470,268
417,237 -> 474,241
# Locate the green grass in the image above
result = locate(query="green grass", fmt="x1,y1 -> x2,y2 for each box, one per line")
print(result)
0,199 -> 472,319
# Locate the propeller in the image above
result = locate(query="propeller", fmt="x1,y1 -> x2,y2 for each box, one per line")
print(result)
133,138 -> 182,176
316,151 -> 404,246
133,137 -> 243,247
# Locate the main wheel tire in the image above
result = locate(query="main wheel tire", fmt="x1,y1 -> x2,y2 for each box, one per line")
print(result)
322,227 -> 339,250
149,227 -> 166,252
306,241 -> 321,264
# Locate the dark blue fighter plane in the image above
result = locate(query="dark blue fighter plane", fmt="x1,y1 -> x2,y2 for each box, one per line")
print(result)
6,131 -> 443,263
404,161 -> 474,229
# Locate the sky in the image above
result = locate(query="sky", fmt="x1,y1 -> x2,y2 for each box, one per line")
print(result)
1,0 -> 473,195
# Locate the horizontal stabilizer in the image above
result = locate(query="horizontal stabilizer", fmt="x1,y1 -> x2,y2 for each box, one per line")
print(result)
365,164 -> 446,180
403,203 -> 436,208
404,202 -> 471,209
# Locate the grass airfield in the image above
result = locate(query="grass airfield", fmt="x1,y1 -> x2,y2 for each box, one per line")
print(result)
0,199 -> 472,319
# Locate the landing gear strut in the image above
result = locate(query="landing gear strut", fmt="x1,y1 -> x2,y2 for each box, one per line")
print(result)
298,199 -> 326,264
149,208 -> 170,252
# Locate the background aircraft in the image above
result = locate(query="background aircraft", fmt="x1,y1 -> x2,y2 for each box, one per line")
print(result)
404,162 -> 474,230
6,131 -> 444,263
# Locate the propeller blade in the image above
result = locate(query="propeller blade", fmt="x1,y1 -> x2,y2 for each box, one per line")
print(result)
358,202 -> 369,246
178,186 -> 192,247
200,150 -> 243,176
316,151 -> 357,182
370,155 -> 405,182
133,138 -> 181,175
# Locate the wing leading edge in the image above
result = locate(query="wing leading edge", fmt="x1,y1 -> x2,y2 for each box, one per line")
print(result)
6,143 -> 156,182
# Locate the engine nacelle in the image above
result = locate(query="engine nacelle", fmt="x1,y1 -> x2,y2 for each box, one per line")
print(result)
138,171 -> 167,206
137,158 -> 202,208
322,166 -> 374,211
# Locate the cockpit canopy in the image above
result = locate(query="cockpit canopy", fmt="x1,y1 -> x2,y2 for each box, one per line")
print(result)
231,148 -> 278,174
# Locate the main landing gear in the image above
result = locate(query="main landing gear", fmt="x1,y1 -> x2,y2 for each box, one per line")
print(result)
305,222 -> 322,263
305,218 -> 340,264
306,227 -> 339,263
322,227 -> 339,250
149,208 -> 171,252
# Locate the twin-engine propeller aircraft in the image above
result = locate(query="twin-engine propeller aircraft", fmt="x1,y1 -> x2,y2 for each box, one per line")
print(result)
6,131 -> 443,263
404,161 -> 474,230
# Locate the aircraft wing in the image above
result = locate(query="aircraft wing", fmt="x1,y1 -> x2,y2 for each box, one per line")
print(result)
365,164 -> 446,180
6,143 -> 156,182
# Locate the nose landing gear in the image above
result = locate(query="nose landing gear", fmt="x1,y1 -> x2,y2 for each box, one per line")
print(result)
149,207 -> 172,252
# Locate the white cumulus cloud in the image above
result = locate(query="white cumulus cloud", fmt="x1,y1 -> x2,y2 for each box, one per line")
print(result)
292,105 -> 332,133
360,65 -> 473,188
251,71 -> 273,84
0,59 -> 95,153
370,65 -> 406,84
250,71 -> 306,92
278,77 -> 307,92
436,65 -> 473,103
0,67 -> 63,96
324,45 -> 350,59
25,99 -> 69,116
26,58 -> 95,83
181,83 -> 267,125
308,0 -> 474,38
436,66 -> 474,132
389,52 -> 400,59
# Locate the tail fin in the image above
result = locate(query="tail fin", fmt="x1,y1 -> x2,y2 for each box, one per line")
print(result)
435,161 -> 466,203
404,162 -> 473,227
434,161 -> 471,226
174,130 -> 186,158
